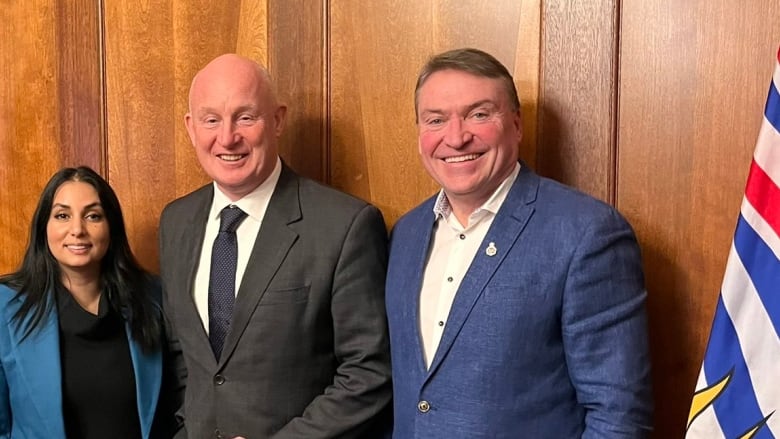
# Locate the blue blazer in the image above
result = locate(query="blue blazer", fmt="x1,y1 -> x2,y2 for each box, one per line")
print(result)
386,163 -> 653,438
0,284 -> 169,439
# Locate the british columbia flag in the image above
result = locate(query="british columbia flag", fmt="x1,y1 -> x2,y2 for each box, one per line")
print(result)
686,46 -> 780,439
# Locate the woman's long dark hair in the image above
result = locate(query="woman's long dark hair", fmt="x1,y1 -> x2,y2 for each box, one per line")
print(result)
0,166 -> 161,351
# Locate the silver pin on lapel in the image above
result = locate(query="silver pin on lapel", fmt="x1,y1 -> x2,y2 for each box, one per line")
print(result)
486,242 -> 497,256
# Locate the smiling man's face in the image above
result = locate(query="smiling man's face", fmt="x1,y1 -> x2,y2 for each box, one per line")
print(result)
416,69 -> 522,213
185,55 -> 286,201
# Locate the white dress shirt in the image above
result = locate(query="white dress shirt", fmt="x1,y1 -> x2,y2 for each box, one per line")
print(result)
419,163 -> 520,368
193,157 -> 282,333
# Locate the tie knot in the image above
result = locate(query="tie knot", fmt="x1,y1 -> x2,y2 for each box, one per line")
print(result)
219,206 -> 247,232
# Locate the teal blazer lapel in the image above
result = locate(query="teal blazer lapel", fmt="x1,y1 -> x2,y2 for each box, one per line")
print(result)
5,298 -> 67,437
126,323 -> 161,439
426,166 -> 538,379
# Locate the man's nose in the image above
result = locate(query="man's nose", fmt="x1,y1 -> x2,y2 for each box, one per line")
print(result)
443,119 -> 473,149
217,122 -> 240,146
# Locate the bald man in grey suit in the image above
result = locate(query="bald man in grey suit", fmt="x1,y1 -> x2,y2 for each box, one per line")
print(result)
159,54 -> 392,439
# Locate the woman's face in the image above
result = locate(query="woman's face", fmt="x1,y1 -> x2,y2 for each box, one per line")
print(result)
46,181 -> 110,279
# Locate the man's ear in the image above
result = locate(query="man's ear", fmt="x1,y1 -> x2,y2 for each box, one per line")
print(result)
274,104 -> 288,136
184,113 -> 196,146
514,110 -> 523,143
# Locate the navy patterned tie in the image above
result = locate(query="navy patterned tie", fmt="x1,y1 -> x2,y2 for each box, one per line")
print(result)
208,205 -> 247,360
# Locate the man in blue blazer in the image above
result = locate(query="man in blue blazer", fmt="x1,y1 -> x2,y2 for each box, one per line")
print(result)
386,48 -> 653,438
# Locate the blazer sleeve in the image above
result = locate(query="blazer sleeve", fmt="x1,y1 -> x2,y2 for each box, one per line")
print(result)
561,207 -> 654,438
0,349 -> 9,438
272,204 -> 393,439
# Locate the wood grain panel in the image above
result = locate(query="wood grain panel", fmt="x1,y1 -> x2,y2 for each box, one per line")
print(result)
539,0 -> 618,202
55,0 -> 104,171
618,1 -> 780,436
103,0 -> 269,272
268,0 -> 326,182
329,0 -> 541,225
0,0 -> 102,273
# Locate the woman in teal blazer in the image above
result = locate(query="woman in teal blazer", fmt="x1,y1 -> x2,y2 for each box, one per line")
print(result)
0,166 -> 183,438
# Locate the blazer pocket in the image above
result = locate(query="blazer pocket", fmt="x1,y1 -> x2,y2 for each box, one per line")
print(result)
482,285 -> 538,304
259,285 -> 311,305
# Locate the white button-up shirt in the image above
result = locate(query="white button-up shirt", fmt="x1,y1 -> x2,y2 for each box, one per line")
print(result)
419,163 -> 520,368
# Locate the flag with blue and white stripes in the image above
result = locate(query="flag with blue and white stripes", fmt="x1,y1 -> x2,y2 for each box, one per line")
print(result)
686,46 -> 780,439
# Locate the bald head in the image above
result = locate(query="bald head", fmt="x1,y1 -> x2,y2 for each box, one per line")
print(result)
188,54 -> 277,112
184,53 -> 287,201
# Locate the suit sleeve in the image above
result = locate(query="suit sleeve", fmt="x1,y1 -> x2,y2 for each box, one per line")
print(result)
157,300 -> 188,438
561,208 -> 653,438
272,204 -> 393,439
157,208 -> 189,439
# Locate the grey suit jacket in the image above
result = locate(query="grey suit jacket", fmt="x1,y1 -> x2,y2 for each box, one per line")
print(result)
159,164 -> 392,439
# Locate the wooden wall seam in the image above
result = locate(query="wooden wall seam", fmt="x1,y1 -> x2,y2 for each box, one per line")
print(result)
97,0 -> 108,178
322,0 -> 332,185
609,0 -> 622,206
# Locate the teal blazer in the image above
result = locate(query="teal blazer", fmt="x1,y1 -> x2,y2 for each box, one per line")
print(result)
0,284 -> 173,438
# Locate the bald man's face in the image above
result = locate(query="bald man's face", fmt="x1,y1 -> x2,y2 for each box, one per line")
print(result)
185,60 -> 286,201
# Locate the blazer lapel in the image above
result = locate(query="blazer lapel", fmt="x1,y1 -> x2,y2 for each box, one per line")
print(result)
219,165 -> 300,365
5,298 -> 67,437
426,165 -> 538,378
126,323 -> 162,439
397,201 -> 438,375
172,185 -> 217,367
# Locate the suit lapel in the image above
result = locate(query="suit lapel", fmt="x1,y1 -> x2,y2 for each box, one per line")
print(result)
173,185 -> 217,366
126,323 -> 161,439
219,165 -> 300,365
426,165 -> 539,378
398,201 -> 438,376
4,297 -> 67,437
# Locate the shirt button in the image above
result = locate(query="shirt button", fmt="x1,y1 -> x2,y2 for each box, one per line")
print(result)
447,276 -> 453,282
459,234 -> 466,240
438,321 -> 444,326
418,400 -> 431,413
214,374 -> 226,385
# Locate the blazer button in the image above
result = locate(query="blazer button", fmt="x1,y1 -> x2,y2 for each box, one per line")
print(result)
417,400 -> 430,413
214,429 -> 224,439
214,374 -> 226,385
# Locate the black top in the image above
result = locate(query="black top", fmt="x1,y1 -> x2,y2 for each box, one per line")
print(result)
57,290 -> 142,439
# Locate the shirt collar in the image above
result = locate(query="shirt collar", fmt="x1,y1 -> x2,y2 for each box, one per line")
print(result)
432,162 -> 521,220
210,156 -> 282,221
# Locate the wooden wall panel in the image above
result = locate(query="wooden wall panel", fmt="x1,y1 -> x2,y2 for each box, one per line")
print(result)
0,0 -> 102,274
618,1 -> 780,436
539,0 -> 618,202
103,1 -> 270,272
268,0 -> 326,182
55,0 -> 104,171
329,0 -> 541,225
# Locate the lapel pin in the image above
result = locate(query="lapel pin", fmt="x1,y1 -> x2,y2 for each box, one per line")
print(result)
486,242 -> 497,257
